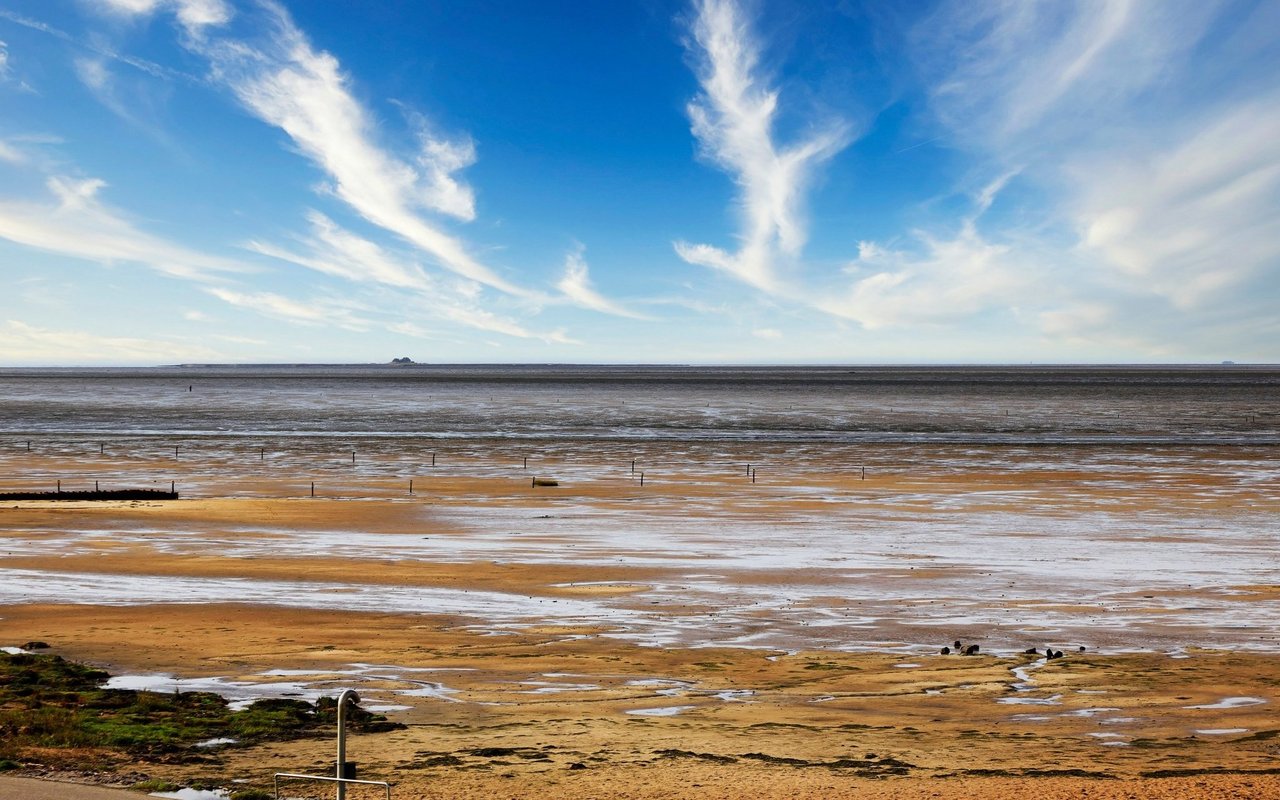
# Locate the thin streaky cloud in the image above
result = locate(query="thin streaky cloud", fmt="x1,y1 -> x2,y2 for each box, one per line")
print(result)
556,246 -> 652,320
676,0 -> 850,292
0,175 -> 253,281
246,213 -> 565,341
205,286 -> 369,330
0,9 -> 194,82
246,210 -> 435,292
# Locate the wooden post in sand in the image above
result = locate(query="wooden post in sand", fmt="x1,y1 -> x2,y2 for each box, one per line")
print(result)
351,450 -> 356,464
260,448 -> 265,461
310,481 -> 315,498
631,459 -> 635,473
861,466 -> 866,480
56,480 -> 60,493
100,443 -> 104,455
523,456 -> 528,469
95,480 -> 99,492
751,469 -> 756,484
431,452 -> 436,467
409,479 -> 414,494
26,441 -> 30,452
746,463 -> 751,476
640,471 -> 645,487
170,481 -> 175,494
175,445 -> 179,457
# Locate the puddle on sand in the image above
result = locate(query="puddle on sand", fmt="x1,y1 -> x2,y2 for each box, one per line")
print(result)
107,662 -> 468,711
1195,728 -> 1250,735
1183,696 -> 1267,709
151,790 -> 228,800
997,694 -> 1063,706
626,705 -> 696,717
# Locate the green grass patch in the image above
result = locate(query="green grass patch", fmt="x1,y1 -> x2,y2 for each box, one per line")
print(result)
0,652 -> 403,765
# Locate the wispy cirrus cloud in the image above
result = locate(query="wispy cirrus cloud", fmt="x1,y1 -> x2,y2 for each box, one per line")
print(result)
556,246 -> 651,320
185,1 -> 527,296
246,210 -> 435,292
1071,97 -> 1280,311
675,0 -> 850,292
204,286 -> 370,330
64,0 -> 567,345
819,221 -> 1032,331
246,211 -> 568,341
829,0 -> 1280,353
0,175 -> 250,280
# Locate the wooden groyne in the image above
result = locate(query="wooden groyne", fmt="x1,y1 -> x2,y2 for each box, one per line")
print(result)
0,489 -> 179,501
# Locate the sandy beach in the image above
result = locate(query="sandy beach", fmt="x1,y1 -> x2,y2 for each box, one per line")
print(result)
2,433 -> 1279,798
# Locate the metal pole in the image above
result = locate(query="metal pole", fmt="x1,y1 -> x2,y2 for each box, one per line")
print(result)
336,689 -> 359,800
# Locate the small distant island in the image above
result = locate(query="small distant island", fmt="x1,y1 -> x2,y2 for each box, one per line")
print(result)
390,357 -> 415,364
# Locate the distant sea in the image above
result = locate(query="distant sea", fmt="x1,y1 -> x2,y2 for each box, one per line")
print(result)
0,364 -> 1276,445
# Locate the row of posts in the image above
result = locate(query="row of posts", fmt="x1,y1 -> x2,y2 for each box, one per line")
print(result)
17,441 -> 871,496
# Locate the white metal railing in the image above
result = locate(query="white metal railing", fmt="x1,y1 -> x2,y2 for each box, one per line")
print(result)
272,689 -> 391,799
273,772 -> 391,799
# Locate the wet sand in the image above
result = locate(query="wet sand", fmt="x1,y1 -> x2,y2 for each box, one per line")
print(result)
2,442 -> 1279,798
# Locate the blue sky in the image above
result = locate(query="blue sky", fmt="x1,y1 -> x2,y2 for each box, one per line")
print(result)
1,0 -> 1277,365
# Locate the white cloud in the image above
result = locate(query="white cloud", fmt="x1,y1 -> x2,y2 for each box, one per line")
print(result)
0,319 -> 223,363
1071,98 -> 1280,309
193,2 -> 526,296
0,175 -> 252,280
247,210 -> 435,291
97,0 -> 233,34
751,327 -> 781,340
0,139 -> 22,164
0,36 -> 35,93
74,56 -> 109,91
912,0 -> 1215,155
72,57 -> 141,126
820,221 -> 1034,330
245,212 -> 560,340
675,0 -> 850,291
556,246 -> 650,319
205,286 -> 369,330
903,0 -> 1280,350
